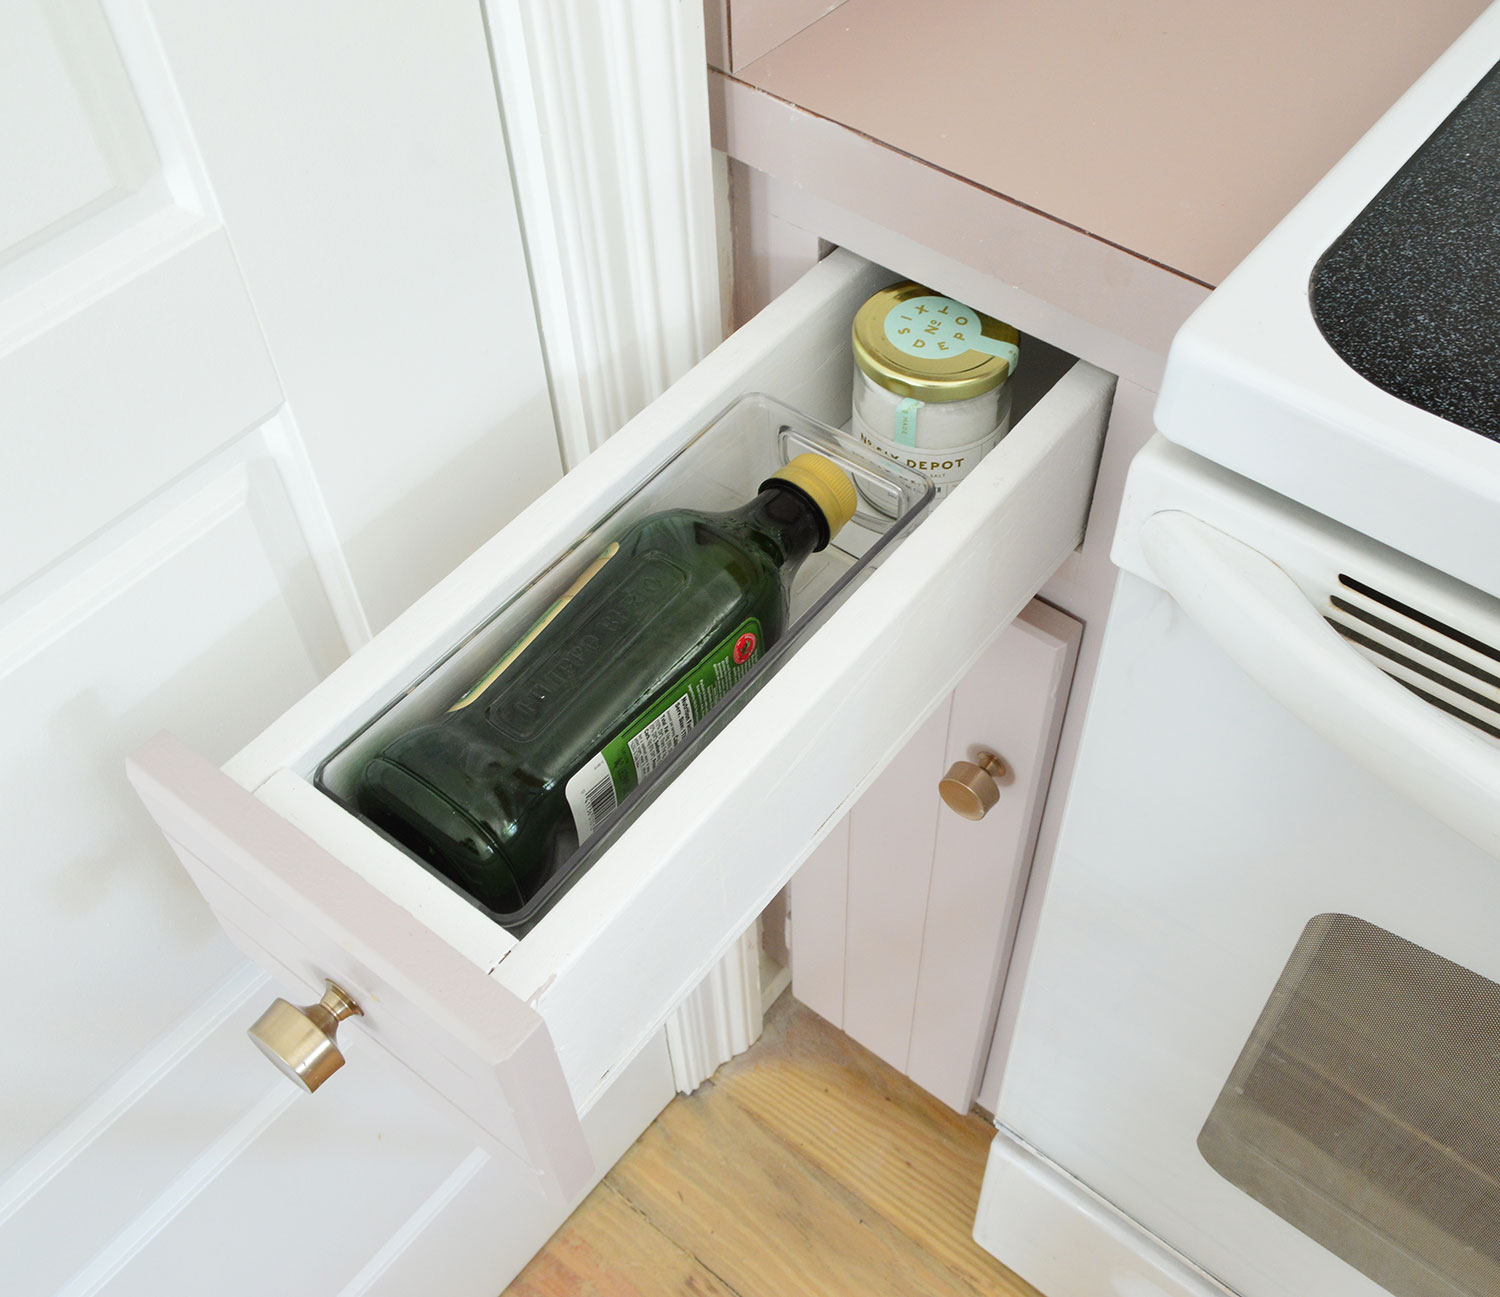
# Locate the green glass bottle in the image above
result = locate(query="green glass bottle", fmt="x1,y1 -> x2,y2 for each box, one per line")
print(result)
356,453 -> 857,913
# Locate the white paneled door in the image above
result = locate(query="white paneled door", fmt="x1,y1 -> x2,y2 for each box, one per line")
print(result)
1,1 -> 568,1291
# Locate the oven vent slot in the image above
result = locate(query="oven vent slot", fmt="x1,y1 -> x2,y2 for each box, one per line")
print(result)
1327,574 -> 1500,741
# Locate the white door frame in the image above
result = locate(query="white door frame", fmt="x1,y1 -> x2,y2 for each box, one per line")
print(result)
485,0 -> 726,468
484,0 -> 756,1086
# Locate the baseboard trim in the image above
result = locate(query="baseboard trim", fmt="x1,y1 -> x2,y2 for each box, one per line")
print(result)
973,1127 -> 1234,1297
664,922 -> 763,1094
759,950 -> 792,1015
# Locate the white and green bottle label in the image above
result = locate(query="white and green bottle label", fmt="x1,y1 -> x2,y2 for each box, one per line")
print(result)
565,617 -> 763,842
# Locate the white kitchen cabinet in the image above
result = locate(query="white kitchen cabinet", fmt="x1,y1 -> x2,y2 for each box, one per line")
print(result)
128,247 -> 1115,1200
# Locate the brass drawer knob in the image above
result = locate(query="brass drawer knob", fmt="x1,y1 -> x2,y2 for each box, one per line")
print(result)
248,979 -> 363,1093
938,751 -> 1006,820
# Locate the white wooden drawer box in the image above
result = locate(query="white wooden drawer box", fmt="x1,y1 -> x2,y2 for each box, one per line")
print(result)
126,249 -> 1115,1202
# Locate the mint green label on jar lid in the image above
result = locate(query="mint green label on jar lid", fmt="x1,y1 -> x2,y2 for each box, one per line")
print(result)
883,295 -> 1020,373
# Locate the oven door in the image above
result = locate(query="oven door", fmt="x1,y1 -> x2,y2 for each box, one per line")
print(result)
979,439 -> 1500,1297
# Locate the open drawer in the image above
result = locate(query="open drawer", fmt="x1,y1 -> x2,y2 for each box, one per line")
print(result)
126,249 -> 1114,1203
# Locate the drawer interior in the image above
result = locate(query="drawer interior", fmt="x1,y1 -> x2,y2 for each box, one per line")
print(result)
311,391 -> 934,931
278,288 -> 1077,793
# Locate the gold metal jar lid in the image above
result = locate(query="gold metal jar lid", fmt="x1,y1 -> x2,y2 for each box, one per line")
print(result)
852,281 -> 1019,402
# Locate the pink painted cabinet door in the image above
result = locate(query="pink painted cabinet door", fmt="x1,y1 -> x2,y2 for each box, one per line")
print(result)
790,600 -> 1082,1113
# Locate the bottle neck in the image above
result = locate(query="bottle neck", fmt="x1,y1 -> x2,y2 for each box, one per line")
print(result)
733,483 -> 826,569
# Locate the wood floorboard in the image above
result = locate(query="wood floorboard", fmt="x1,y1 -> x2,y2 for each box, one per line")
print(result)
711,996 -> 1020,1295
506,994 -> 1042,1297
506,1182 -> 738,1297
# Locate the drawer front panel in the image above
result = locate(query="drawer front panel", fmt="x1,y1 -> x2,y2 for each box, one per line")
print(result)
183,862 -> 536,1168
125,733 -> 592,1203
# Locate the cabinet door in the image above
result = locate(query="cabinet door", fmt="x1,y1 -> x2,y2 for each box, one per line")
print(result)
128,248 -> 1116,1199
791,600 -> 1081,1112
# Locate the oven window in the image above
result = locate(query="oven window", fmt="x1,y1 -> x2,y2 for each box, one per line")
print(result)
1198,913 -> 1500,1297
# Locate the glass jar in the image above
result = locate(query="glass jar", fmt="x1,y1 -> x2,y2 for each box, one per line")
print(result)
851,281 -> 1019,499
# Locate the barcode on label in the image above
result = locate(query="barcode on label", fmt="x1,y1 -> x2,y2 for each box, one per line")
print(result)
584,774 -> 616,824
564,751 -> 618,843
562,684 -> 706,846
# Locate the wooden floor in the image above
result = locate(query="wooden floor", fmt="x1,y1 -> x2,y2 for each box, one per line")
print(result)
506,994 -> 1042,1297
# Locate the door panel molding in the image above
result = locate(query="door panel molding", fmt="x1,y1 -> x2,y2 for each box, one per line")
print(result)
0,964 -> 268,1239
0,420 -> 352,680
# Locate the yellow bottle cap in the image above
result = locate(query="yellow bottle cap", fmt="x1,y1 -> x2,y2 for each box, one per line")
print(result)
769,453 -> 857,540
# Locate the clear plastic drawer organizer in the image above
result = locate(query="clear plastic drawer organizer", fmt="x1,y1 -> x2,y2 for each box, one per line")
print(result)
314,394 -> 935,932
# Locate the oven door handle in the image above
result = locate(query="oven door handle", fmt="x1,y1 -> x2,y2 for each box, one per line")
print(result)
1141,508 -> 1500,860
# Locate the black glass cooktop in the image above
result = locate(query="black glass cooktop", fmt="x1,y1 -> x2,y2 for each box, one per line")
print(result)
1311,58 -> 1500,441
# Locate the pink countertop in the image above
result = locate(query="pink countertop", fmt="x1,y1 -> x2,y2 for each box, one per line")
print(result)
729,0 -> 1490,285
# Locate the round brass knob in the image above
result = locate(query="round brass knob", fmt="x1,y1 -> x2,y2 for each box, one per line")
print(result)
938,751 -> 1007,820
248,979 -> 362,1093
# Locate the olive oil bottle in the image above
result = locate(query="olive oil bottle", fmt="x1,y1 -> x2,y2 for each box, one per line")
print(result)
356,453 -> 857,913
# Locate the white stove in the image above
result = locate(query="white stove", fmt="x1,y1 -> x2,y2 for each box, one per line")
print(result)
1155,1 -> 1500,602
975,8 -> 1500,1297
